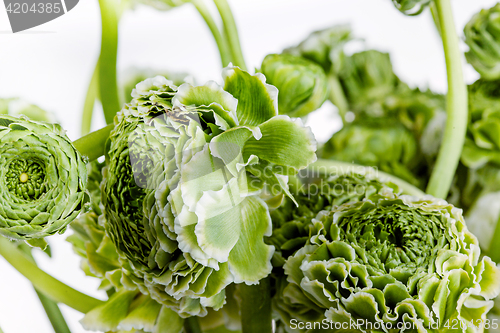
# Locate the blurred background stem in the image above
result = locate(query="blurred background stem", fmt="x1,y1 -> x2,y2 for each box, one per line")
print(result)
192,0 -> 232,67
426,0 -> 467,199
98,0 -> 121,125
81,61 -> 100,136
19,246 -> 72,333
327,75 -> 349,122
490,214 -> 500,263
0,237 -> 103,314
213,0 -> 247,70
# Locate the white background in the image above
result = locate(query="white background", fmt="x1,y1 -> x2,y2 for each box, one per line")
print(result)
0,0 -> 496,332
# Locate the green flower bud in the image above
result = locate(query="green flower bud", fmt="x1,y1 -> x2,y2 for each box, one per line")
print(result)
284,25 -> 353,75
282,193 -> 500,332
339,50 -> 401,114
465,3 -> 500,80
391,0 -> 431,15
321,119 -> 421,187
0,115 -> 88,244
260,54 -> 328,117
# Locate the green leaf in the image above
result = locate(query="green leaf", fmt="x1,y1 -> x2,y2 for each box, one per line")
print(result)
223,67 -> 277,126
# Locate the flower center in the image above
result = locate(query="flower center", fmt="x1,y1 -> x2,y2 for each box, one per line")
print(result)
5,159 -> 47,201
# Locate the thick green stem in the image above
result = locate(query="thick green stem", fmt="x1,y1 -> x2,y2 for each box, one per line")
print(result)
426,0 -> 468,199
0,237 -> 104,313
183,317 -> 202,333
327,74 -> 349,122
213,0 -> 247,70
489,213 -> 500,263
21,247 -> 71,333
309,159 -> 426,197
240,278 -> 272,333
73,124 -> 114,162
82,61 -> 100,136
98,0 -> 121,124
192,0 -> 231,67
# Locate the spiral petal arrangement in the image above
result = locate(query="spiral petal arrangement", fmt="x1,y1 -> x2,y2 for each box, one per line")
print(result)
0,115 -> 88,243
282,193 -> 500,332
100,69 -> 317,318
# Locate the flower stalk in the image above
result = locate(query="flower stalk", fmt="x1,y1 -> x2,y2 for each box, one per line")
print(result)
0,237 -> 104,314
81,61 -> 100,136
240,278 -> 272,333
213,0 -> 247,70
98,0 -> 121,125
73,124 -> 114,162
192,0 -> 231,67
426,0 -> 468,199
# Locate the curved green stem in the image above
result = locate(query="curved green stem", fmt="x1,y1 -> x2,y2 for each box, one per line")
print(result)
21,246 -> 71,333
426,0 -> 468,199
192,0 -> 231,67
309,159 -> 426,197
327,74 -> 349,122
0,237 -> 104,314
240,278 -> 272,333
73,124 -> 114,162
183,317 -> 202,333
98,0 -> 121,124
82,61 -> 100,136
213,0 -> 247,70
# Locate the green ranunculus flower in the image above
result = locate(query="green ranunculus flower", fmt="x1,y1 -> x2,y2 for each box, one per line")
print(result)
465,3 -> 500,80
0,98 -> 58,123
339,50 -> 403,116
260,54 -> 328,117
282,193 -> 500,332
101,69 -> 317,317
268,173 -> 401,266
468,79 -> 500,122
466,191 -> 500,256
391,0 -> 431,15
0,115 -> 88,246
321,119 -> 421,186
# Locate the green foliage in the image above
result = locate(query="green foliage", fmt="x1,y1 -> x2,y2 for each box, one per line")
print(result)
391,0 -> 431,15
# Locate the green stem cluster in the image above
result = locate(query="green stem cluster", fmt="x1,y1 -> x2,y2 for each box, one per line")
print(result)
0,237 -> 104,314
426,0 -> 468,199
213,0 -> 247,70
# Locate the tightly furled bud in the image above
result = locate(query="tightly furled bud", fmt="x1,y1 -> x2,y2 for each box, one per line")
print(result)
391,0 -> 431,16
260,54 -> 328,117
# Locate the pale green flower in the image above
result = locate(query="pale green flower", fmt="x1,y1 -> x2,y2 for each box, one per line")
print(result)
100,68 -> 317,317
465,3 -> 500,80
0,115 -> 88,246
391,0 -> 431,15
282,193 -> 500,332
260,54 -> 328,117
